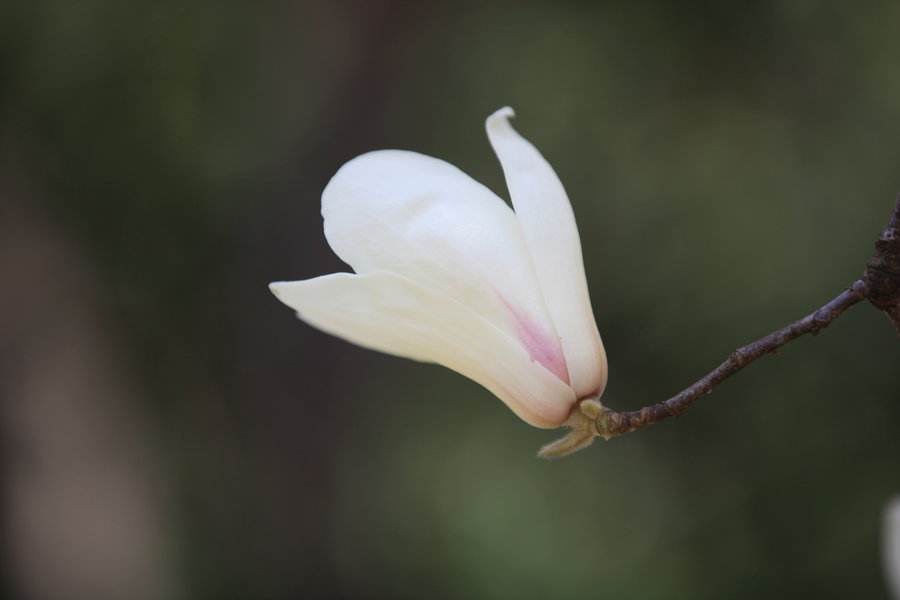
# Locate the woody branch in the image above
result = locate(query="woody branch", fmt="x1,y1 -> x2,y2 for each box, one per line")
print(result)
541,197 -> 900,458
595,196 -> 900,436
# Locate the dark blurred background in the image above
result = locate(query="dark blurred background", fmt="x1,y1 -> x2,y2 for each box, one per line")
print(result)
2,2 -> 899,599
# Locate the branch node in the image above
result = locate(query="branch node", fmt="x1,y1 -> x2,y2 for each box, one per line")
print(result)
863,197 -> 900,334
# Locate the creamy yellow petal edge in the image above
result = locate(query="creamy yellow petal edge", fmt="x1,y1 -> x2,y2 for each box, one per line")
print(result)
269,271 -> 576,428
486,107 -> 608,399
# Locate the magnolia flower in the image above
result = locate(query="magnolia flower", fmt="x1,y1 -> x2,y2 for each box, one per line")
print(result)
886,497 -> 900,600
269,107 -> 607,456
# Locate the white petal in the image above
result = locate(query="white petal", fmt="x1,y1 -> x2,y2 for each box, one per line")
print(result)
886,497 -> 900,600
486,107 -> 608,399
269,271 -> 576,428
321,149 -> 570,384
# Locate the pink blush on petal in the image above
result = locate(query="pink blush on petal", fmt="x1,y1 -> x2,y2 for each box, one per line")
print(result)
498,296 -> 570,384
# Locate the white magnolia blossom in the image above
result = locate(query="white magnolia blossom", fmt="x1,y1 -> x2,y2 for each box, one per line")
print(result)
886,497 -> 900,600
270,107 -> 607,429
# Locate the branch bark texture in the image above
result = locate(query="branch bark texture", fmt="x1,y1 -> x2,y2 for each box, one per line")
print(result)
591,281 -> 868,438
598,198 -> 900,436
540,198 -> 900,458
864,197 -> 900,334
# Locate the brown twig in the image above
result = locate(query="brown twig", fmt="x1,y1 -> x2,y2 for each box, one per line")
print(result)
540,198 -> 900,458
592,280 -> 868,438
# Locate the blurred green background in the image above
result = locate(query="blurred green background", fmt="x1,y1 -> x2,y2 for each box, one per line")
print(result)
2,2 -> 899,599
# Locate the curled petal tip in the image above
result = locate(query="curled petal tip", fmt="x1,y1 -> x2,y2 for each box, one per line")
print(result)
487,106 -> 516,128
268,281 -> 286,299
